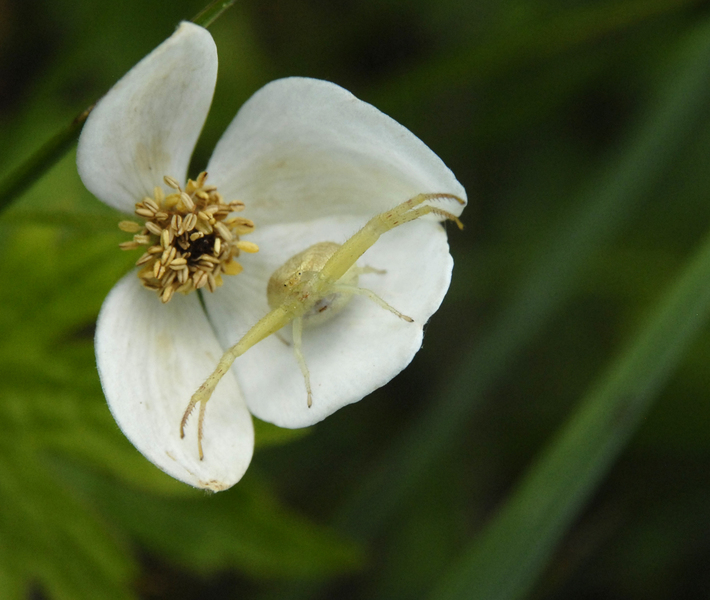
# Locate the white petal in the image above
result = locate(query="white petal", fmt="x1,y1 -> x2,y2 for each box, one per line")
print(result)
207,77 -> 466,226
95,273 -> 254,491
203,217 -> 453,428
77,22 -> 217,213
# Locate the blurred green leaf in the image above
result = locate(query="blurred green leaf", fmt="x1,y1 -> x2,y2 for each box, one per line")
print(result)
0,442 -> 135,600
58,464 -> 364,580
254,418 -> 311,448
0,219 -> 175,596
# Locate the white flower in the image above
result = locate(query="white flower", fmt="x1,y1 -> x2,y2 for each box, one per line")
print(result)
78,22 -> 466,491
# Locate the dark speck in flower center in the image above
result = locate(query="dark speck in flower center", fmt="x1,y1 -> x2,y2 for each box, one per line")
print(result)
190,234 -> 216,262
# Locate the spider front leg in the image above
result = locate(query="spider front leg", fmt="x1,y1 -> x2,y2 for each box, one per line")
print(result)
319,193 -> 464,283
180,303 -> 295,459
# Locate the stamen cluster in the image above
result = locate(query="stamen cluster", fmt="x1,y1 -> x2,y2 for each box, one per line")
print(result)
119,172 -> 257,303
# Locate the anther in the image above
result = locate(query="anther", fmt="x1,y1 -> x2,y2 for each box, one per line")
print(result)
144,198 -> 160,212
180,192 -> 195,211
145,222 -> 163,236
136,253 -> 153,266
118,221 -> 142,233
163,175 -> 180,189
214,221 -> 233,242
236,241 -> 259,253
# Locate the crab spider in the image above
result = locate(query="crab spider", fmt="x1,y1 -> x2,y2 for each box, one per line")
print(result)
180,192 -> 465,459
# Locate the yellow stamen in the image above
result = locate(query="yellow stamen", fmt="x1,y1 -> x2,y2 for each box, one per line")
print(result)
117,171 -> 257,303
118,220 -> 142,233
236,241 -> 259,253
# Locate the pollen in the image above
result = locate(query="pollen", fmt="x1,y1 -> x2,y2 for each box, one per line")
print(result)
119,171 -> 257,303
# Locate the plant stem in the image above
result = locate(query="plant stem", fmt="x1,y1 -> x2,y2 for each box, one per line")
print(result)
0,0 -> 238,216
192,0 -> 237,28
0,107 -> 92,214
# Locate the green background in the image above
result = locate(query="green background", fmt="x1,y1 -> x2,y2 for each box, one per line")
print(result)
1,0 -> 710,598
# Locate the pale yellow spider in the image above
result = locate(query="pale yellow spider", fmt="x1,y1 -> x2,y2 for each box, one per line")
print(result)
181,192 -> 465,459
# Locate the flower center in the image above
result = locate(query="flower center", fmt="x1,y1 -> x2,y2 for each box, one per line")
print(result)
118,172 -> 258,303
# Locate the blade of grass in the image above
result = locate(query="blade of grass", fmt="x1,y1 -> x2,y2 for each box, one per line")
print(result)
0,108 -> 93,215
430,204 -> 710,600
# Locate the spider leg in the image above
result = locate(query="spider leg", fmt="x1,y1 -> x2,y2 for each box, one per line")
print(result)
353,265 -> 386,275
291,316 -> 313,407
320,193 -> 464,283
330,283 -> 413,322
181,304 -> 294,459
